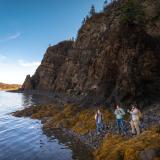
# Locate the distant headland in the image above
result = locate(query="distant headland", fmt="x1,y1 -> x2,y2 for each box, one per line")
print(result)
0,82 -> 21,91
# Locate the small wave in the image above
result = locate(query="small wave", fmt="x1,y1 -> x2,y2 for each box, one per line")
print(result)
28,125 -> 39,129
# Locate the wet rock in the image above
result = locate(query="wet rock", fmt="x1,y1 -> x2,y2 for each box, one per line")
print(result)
139,148 -> 160,160
41,117 -> 52,124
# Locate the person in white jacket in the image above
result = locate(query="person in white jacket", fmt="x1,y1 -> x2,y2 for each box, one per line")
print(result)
128,105 -> 141,135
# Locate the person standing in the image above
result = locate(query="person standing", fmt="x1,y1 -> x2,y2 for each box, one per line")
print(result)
95,109 -> 103,134
128,105 -> 141,135
114,105 -> 126,135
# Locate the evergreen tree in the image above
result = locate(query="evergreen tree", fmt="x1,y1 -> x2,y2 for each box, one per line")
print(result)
82,18 -> 86,25
89,5 -> 96,17
86,15 -> 89,21
103,0 -> 108,11
71,37 -> 74,41
120,0 -> 145,27
104,0 -> 108,5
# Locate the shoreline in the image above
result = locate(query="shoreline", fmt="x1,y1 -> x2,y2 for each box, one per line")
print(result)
12,104 -> 106,149
12,103 -> 160,159
7,89 -> 85,106
8,89 -> 160,109
12,104 -> 116,150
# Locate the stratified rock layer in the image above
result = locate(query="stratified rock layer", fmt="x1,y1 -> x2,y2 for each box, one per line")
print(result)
22,0 -> 160,105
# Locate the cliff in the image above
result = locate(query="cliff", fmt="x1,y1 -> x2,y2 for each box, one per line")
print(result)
22,0 -> 160,105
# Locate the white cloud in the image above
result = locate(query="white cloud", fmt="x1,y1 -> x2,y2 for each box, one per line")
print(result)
0,32 -> 21,42
18,59 -> 40,67
0,59 -> 40,84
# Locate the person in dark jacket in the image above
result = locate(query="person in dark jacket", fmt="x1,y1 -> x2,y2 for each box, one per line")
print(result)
95,109 -> 103,134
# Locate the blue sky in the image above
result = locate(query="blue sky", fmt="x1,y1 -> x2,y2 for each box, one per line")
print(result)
0,0 -> 106,84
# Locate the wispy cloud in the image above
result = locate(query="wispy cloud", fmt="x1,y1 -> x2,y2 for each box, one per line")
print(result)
0,32 -> 21,42
6,32 -> 21,41
18,59 -> 40,67
0,61 -> 39,84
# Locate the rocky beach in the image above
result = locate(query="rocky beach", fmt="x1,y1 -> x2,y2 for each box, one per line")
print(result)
11,0 -> 160,159
13,102 -> 160,160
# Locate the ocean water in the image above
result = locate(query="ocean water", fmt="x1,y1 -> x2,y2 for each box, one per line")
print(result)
0,91 -> 92,160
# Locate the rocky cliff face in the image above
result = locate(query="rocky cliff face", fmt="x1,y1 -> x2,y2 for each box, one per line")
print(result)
22,0 -> 160,105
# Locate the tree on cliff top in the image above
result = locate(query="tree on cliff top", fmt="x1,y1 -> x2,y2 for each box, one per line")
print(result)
103,0 -> 108,11
82,18 -> 86,25
89,5 -> 96,17
120,0 -> 145,28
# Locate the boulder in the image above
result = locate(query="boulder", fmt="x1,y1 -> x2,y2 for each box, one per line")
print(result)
139,148 -> 160,160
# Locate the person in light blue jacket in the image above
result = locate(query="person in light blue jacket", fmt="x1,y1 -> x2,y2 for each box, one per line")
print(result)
114,105 -> 126,135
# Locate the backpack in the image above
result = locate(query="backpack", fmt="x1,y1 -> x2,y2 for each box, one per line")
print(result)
138,110 -> 143,120
120,109 -> 125,116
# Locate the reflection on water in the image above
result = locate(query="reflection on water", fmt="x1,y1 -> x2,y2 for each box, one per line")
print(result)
0,91 -> 92,160
43,129 -> 93,160
21,93 -> 55,107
